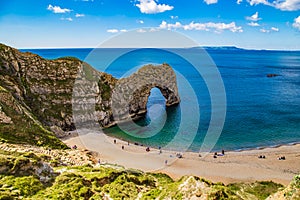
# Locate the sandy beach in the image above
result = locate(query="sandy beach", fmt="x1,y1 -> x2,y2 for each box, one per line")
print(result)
63,130 -> 300,186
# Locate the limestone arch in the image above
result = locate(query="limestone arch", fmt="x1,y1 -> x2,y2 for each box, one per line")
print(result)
111,64 -> 180,122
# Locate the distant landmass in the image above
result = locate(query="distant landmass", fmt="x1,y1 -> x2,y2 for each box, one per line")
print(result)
189,46 -> 300,52
202,46 -> 245,51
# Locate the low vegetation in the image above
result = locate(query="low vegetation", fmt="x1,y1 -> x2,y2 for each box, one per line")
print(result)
0,88 -> 67,149
0,149 -> 295,200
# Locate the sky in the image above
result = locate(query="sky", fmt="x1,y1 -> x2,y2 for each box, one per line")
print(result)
0,0 -> 299,50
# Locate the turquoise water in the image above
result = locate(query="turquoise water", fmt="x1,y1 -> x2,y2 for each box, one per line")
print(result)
21,48 -> 300,152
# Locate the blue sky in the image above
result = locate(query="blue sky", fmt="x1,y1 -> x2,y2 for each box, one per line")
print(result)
0,0 -> 299,49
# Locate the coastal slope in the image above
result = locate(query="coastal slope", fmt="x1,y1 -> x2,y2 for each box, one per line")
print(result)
1,144 -> 298,199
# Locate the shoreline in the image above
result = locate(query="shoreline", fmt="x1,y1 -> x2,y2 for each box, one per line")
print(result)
227,141 -> 300,153
106,132 -> 300,154
62,130 -> 300,186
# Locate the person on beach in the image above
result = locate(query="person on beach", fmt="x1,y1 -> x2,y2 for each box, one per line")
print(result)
222,149 -> 225,155
165,160 -> 168,165
158,146 -> 162,154
114,139 -> 116,144
278,156 -> 286,160
213,152 -> 217,158
122,145 -> 124,150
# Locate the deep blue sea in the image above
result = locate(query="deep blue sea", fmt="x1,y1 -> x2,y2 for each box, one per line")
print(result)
20,48 -> 300,152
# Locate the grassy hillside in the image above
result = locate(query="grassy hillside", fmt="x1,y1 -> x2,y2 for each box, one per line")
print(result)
0,85 -> 67,149
0,147 -> 292,200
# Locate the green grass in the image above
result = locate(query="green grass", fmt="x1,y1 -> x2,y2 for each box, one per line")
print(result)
55,56 -> 81,62
83,64 -> 97,81
0,91 -> 67,149
0,175 -> 44,199
227,181 -> 283,200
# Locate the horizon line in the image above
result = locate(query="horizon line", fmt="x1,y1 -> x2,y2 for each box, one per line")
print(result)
17,46 -> 300,52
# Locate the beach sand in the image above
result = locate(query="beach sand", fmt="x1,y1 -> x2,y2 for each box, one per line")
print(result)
63,130 -> 300,186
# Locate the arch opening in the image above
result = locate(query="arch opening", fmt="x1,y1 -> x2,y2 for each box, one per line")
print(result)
112,64 -> 180,123
147,87 -> 166,110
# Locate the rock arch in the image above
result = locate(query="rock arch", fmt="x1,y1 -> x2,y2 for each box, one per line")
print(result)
111,64 -> 180,122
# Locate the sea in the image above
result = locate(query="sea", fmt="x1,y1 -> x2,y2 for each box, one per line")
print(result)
20,47 -> 300,152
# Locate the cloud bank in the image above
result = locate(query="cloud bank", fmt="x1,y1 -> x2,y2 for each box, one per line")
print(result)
159,21 -> 243,33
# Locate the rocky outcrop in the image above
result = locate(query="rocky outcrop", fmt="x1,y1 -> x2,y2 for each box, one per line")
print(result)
0,43 -> 180,136
267,73 -> 280,78
112,64 -> 180,122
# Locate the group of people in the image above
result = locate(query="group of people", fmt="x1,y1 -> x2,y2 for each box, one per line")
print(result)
213,149 -> 225,158
258,155 -> 286,160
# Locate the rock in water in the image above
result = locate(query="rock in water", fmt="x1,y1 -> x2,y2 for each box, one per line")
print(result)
267,73 -> 280,78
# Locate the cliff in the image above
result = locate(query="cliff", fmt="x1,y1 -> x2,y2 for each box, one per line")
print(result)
0,43 -> 180,145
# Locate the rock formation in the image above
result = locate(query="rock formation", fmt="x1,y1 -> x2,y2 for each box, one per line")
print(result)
267,73 -> 280,78
111,64 -> 180,123
0,43 -> 180,142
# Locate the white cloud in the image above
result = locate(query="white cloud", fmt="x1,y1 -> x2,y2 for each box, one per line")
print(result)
60,17 -> 73,22
137,29 -> 147,33
237,0 -> 243,4
47,4 -> 72,14
248,22 -> 260,26
204,0 -> 218,5
246,12 -> 262,21
274,0 -> 300,11
75,13 -> 85,17
182,22 -> 209,31
170,15 -> 178,19
292,16 -> 300,30
248,0 -> 270,6
107,29 -> 119,33
247,0 -> 300,11
159,21 -> 243,33
137,20 -> 144,24
135,0 -> 174,14
260,27 -> 279,33
159,21 -> 182,29
107,29 -> 128,33
260,28 -> 270,33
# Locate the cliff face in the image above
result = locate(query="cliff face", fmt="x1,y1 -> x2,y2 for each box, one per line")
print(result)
0,43 -> 180,143
0,44 -> 119,131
